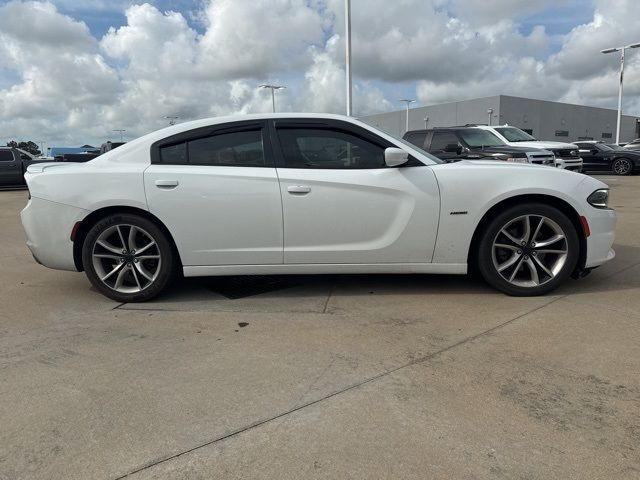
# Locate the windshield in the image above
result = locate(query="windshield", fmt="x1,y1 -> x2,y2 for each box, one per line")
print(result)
458,130 -> 505,148
495,127 -> 537,142
389,134 -> 444,164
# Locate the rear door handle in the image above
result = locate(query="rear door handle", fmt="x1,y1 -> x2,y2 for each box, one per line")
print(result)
155,179 -> 179,189
287,185 -> 311,195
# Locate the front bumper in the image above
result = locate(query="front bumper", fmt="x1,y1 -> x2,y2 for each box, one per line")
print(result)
584,206 -> 616,268
555,157 -> 583,171
21,197 -> 89,271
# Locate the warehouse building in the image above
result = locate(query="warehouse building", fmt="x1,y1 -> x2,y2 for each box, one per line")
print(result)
360,95 -> 640,143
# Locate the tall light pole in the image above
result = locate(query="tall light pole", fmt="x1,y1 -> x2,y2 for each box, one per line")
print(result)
345,0 -> 352,116
113,129 -> 125,142
260,84 -> 286,113
424,116 -> 429,129
164,116 -> 179,126
399,99 -> 415,132
601,42 -> 640,144
487,108 -> 494,126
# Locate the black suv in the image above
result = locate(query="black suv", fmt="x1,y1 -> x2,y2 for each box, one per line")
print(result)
403,127 -> 555,165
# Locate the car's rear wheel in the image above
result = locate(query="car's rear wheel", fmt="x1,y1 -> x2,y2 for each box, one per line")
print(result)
477,203 -> 579,296
612,158 -> 633,176
82,213 -> 176,302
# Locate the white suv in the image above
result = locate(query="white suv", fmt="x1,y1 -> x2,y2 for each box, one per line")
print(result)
476,125 -> 583,172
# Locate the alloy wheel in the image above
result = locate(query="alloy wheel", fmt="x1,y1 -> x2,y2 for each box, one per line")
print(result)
492,215 -> 568,288
613,158 -> 632,175
91,224 -> 162,293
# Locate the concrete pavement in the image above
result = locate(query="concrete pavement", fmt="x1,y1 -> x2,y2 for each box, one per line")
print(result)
0,175 -> 638,479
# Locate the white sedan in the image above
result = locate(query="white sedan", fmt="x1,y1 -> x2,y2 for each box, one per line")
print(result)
21,114 -> 616,302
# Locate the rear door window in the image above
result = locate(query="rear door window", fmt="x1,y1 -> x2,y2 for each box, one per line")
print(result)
188,130 -> 265,167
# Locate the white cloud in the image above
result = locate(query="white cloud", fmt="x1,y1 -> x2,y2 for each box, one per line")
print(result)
0,0 -> 639,147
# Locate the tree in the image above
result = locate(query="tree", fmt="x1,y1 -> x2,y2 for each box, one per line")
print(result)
6,140 -> 41,156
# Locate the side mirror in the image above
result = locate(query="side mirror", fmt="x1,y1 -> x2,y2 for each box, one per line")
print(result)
384,147 -> 409,167
444,143 -> 462,154
591,149 -> 598,155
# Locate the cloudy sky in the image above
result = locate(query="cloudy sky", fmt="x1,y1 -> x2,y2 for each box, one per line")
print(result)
1,0 -> 639,148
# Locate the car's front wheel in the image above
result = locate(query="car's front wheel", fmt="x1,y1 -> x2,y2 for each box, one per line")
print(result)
81,213 -> 176,302
477,203 -> 579,296
612,157 -> 633,176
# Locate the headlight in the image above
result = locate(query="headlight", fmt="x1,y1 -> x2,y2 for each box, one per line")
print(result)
505,157 -> 529,163
587,189 -> 609,209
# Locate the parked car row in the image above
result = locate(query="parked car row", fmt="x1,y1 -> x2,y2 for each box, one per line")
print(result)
54,141 -> 125,163
1,141 -> 126,187
403,123 -> 638,175
403,125 -> 583,171
403,126 -> 556,166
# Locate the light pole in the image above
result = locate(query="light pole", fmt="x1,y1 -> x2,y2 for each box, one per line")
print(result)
399,99 -> 415,132
164,116 -> 179,126
345,0 -> 352,116
260,84 -> 286,113
601,42 -> 640,144
424,116 -> 429,129
113,129 -> 125,142
487,108 -> 494,126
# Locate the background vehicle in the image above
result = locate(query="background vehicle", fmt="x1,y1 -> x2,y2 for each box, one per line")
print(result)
475,125 -> 583,171
574,141 -> 640,175
403,127 -> 555,165
0,147 -> 49,186
54,142 -> 126,163
622,139 -> 640,151
21,114 -> 615,302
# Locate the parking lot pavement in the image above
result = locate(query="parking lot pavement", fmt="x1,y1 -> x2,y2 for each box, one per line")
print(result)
1,176 -> 639,480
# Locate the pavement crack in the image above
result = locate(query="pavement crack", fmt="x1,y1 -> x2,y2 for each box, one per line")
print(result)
321,282 -> 335,314
112,295 -> 562,479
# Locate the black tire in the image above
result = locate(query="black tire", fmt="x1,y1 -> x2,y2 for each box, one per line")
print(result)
612,157 -> 633,176
81,213 -> 177,302
477,203 -> 579,296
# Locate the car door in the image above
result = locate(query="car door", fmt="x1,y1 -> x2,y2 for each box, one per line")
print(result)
144,121 -> 284,266
0,149 -> 22,185
271,120 -> 440,264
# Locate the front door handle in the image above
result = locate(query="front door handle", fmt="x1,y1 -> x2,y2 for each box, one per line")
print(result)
287,185 -> 311,195
155,179 -> 179,189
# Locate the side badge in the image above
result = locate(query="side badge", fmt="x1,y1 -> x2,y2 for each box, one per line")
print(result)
450,211 -> 468,215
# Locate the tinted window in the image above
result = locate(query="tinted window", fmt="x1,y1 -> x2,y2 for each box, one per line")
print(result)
404,132 -> 427,149
430,132 -> 460,151
188,130 -> 264,166
160,143 -> 187,164
277,128 -> 385,169
0,150 -> 14,161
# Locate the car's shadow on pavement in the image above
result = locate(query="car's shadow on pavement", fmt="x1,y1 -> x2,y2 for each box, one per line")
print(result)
141,243 -> 639,305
